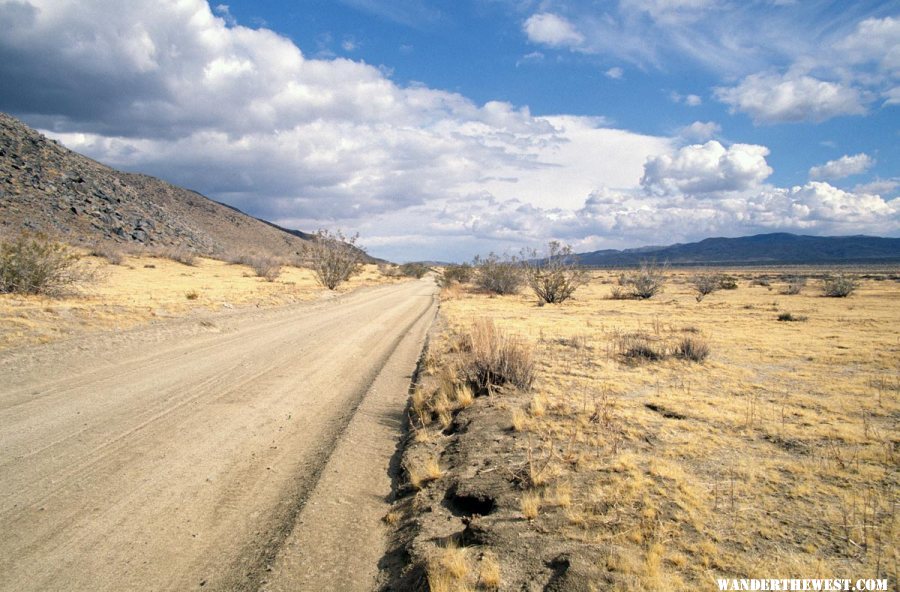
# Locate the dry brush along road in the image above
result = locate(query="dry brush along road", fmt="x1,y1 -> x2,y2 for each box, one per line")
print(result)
0,277 -> 438,591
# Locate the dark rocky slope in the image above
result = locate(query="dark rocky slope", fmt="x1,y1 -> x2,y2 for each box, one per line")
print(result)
0,112 -> 311,258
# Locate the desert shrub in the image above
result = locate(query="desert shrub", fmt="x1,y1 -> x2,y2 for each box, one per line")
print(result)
185,290 -> 199,300
226,253 -> 282,281
608,286 -> 633,300
399,262 -> 430,278
781,276 -> 806,295
89,245 -> 125,265
151,246 -> 197,266
621,260 -> 667,299
675,336 -> 710,362
441,263 -> 473,285
718,275 -> 738,290
751,277 -> 771,287
473,252 -> 523,295
0,233 -> 88,296
247,255 -> 282,281
777,312 -> 808,322
522,241 -> 588,304
304,229 -> 364,290
688,273 -> 722,302
822,274 -> 857,297
461,319 -> 535,394
378,263 -> 402,277
616,332 -> 666,361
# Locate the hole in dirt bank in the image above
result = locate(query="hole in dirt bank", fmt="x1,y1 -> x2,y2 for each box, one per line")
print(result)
444,486 -> 496,518
644,403 -> 686,420
543,555 -> 571,591
432,521 -> 488,548
441,417 -> 468,436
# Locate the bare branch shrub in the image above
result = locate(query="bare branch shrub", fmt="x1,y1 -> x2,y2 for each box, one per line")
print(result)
522,241 -> 588,304
688,273 -> 723,302
441,263 -> 473,285
89,245 -> 125,265
304,229 -> 364,290
822,274 -> 857,297
621,260 -> 667,299
718,275 -> 738,290
378,263 -> 402,278
226,253 -> 282,281
608,286 -> 633,300
473,252 -> 523,295
247,255 -> 282,281
0,233 -> 90,296
460,319 -> 535,394
150,246 -> 197,266
399,262 -> 430,278
781,276 -> 807,295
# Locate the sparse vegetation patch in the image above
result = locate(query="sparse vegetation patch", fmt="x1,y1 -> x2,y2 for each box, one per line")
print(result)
0,233 -> 90,296
303,229 -> 364,290
473,252 -> 523,295
619,260 -> 666,299
522,241 -> 587,304
383,267 -> 898,591
822,273 -> 858,297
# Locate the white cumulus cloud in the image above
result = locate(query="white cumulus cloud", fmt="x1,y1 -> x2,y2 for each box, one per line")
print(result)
678,121 -> 720,141
523,13 -> 585,49
641,141 -> 772,195
715,72 -> 867,124
809,153 -> 875,180
0,0 -> 896,261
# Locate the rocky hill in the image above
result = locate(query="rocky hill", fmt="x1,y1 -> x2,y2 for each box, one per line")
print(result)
0,112 -> 313,258
577,233 -> 900,266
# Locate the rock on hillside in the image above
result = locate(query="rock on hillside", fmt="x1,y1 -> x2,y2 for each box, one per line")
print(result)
0,112 -> 312,258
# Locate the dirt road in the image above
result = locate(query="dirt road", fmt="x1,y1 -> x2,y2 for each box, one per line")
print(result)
0,278 -> 437,591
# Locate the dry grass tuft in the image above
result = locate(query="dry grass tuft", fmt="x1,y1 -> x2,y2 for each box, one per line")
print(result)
382,510 -> 400,525
520,490 -> 541,519
675,335 -> 710,362
454,384 -> 474,408
777,311 -> 808,322
461,319 -> 535,393
511,408 -> 529,431
427,542 -> 472,592
528,394 -> 546,417
407,456 -> 442,490
616,332 -> 666,361
478,553 -> 501,590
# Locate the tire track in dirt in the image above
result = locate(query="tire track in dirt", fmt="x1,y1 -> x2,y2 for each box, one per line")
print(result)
0,278 -> 437,591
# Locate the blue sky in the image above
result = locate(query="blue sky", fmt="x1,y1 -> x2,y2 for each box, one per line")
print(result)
0,0 -> 897,261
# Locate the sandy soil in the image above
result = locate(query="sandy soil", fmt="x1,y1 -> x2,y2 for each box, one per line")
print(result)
0,277 -> 437,591
0,256 -> 398,350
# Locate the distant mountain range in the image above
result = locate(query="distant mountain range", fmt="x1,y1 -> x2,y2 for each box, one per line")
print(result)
576,233 -> 900,266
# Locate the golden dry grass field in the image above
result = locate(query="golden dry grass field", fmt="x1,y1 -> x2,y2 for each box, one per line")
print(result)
420,269 -> 898,591
0,253 -> 399,350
